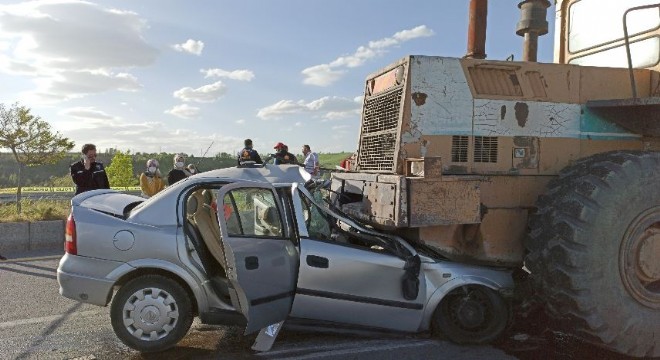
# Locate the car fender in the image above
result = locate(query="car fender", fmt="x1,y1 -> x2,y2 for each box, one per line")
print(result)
106,258 -> 209,313
419,275 -> 512,331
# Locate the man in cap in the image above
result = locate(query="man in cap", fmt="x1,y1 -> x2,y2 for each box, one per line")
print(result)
237,138 -> 263,166
273,142 -> 298,165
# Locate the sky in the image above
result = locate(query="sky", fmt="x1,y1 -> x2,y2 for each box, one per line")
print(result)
0,0 -> 556,157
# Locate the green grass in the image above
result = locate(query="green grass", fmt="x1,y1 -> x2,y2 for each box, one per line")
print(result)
317,152 -> 353,169
0,199 -> 70,223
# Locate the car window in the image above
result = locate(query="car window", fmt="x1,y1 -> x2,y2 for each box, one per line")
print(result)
222,188 -> 284,238
298,189 -> 399,254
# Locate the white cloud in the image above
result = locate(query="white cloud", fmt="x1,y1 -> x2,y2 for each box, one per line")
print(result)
60,106 -> 115,120
235,119 -> 245,124
202,68 -> 255,81
164,104 -> 200,119
173,81 -> 227,103
59,119 -> 244,155
0,0 -> 158,103
172,39 -> 204,56
257,96 -> 361,120
302,25 -> 433,86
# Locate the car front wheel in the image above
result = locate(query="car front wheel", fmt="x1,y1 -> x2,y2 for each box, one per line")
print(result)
110,275 -> 193,352
432,285 -> 509,344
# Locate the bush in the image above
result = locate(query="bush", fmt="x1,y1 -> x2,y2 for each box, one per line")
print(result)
0,199 -> 70,223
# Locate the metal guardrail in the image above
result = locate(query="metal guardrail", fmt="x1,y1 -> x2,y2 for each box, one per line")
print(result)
0,186 -> 141,194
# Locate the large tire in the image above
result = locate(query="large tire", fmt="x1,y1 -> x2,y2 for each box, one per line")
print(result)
525,151 -> 660,357
111,275 -> 194,352
432,285 -> 509,344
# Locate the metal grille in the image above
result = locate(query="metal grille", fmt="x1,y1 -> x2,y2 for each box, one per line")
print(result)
358,86 -> 403,171
468,67 -> 522,97
362,87 -> 403,133
451,136 -> 469,162
358,133 -> 397,171
474,136 -> 498,163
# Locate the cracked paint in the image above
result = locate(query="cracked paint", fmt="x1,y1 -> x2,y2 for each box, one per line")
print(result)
474,99 -> 581,137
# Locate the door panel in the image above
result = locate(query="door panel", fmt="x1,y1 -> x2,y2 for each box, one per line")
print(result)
217,182 -> 298,334
291,239 -> 426,331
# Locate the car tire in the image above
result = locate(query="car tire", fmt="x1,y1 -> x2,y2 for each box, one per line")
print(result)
110,275 -> 193,352
524,150 -> 660,357
432,285 -> 509,344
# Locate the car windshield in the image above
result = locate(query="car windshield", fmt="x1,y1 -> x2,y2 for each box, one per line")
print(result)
297,188 -> 410,258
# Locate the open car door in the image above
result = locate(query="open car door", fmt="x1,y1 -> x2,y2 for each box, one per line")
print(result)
216,182 -> 298,334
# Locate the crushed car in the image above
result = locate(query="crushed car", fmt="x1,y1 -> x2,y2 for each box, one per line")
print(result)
57,164 -> 514,352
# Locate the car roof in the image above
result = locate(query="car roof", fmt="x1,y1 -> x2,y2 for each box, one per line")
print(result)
189,164 -> 311,185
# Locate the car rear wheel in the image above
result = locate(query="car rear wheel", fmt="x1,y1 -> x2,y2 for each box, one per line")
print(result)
432,285 -> 508,344
110,275 -> 193,352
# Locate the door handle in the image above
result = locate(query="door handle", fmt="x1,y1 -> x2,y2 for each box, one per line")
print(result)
245,256 -> 259,270
306,255 -> 329,268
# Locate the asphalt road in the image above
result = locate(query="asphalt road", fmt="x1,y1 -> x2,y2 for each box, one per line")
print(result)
0,256 -> 638,360
0,257 -> 517,360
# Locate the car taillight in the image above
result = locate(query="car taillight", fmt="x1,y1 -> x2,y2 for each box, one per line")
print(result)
65,212 -> 77,255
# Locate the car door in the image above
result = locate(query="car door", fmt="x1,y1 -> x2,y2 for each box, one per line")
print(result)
216,182 -> 298,334
289,186 -> 426,332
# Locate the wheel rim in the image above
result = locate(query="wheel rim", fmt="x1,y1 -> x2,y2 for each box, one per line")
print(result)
122,287 -> 180,341
620,206 -> 660,309
443,287 -> 495,334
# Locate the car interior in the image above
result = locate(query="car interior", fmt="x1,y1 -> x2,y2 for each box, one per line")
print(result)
184,188 -> 230,301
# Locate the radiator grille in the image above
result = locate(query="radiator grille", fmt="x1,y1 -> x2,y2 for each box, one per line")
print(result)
358,86 -> 403,171
451,136 -> 469,162
358,133 -> 397,171
474,136 -> 498,163
362,88 -> 403,133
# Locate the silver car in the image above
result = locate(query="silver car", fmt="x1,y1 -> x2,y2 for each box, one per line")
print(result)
57,165 -> 514,352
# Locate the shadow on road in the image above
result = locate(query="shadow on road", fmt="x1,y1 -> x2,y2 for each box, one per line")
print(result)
14,302 -> 83,360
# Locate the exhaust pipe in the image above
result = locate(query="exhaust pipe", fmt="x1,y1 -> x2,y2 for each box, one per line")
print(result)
465,0 -> 488,59
516,0 -> 551,62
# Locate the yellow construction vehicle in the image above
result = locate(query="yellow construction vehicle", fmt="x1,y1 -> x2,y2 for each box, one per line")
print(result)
330,0 -> 660,356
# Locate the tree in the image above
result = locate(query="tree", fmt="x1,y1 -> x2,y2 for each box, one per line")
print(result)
105,150 -> 137,187
0,103 -> 74,213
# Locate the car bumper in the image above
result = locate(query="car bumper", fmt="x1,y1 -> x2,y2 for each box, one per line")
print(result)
57,253 -> 124,306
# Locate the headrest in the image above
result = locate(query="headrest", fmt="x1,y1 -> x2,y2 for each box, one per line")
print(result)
202,189 -> 214,205
186,195 -> 198,215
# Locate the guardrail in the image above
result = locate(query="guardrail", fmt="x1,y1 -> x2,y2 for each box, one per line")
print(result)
0,186 -> 142,194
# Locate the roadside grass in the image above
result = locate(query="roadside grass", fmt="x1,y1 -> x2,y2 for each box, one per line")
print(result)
0,199 -> 70,223
318,152 -> 353,169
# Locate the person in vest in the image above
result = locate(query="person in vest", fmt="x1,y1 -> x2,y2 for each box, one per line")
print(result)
273,142 -> 298,165
70,143 -> 110,195
167,153 -> 191,185
237,138 -> 263,166
139,159 -> 165,198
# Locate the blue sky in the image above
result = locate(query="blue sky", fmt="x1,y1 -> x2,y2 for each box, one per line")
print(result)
0,0 -> 556,156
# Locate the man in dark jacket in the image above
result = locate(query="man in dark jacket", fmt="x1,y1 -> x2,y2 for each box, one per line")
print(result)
273,142 -> 298,165
237,138 -> 263,166
70,143 -> 110,195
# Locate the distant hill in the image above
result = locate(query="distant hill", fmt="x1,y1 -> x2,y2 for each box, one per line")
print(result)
0,151 -> 355,188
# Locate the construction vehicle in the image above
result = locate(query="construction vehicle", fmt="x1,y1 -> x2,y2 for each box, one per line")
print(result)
330,0 -> 660,357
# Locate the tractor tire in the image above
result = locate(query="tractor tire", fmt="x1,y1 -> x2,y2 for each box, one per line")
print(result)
524,150 -> 660,358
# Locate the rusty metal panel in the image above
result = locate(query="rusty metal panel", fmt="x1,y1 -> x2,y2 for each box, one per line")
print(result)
512,136 -> 539,169
416,208 -> 527,266
407,179 -> 481,227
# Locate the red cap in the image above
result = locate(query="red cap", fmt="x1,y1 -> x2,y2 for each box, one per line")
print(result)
274,142 -> 285,149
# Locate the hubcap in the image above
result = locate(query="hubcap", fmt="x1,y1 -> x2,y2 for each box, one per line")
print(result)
122,287 -> 179,341
620,206 -> 660,309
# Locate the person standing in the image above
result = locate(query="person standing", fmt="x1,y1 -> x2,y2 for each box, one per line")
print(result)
167,153 -> 191,185
302,144 -> 319,176
139,159 -> 165,198
273,142 -> 298,165
70,143 -> 110,195
237,138 -> 263,166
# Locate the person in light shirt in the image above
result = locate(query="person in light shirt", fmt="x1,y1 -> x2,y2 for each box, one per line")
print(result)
302,144 -> 319,176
